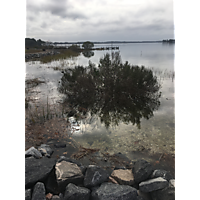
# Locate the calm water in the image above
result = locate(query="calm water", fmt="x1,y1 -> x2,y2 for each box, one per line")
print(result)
26,43 -> 175,164
78,43 -> 174,71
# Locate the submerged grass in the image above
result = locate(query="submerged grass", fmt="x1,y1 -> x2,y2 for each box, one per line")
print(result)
40,49 -> 81,63
25,78 -> 46,109
25,96 -> 71,124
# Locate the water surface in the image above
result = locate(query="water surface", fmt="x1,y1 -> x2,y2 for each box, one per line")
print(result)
25,43 -> 175,170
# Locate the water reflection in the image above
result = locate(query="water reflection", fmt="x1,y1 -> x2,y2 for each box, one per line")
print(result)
58,52 -> 161,128
82,50 -> 94,58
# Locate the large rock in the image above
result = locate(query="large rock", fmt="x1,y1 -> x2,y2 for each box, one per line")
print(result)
25,157 -> 56,188
57,156 -> 82,167
91,182 -> 137,200
84,165 -> 110,188
139,177 -> 168,193
45,168 -> 59,194
31,182 -> 46,200
137,190 -> 151,200
132,160 -> 153,183
38,144 -> 54,157
151,184 -> 175,200
111,169 -> 134,185
55,161 -> 84,192
51,193 -> 64,200
57,156 -> 87,175
25,146 -> 42,159
64,183 -> 90,200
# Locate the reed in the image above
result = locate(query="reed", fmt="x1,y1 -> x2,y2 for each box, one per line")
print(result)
25,97 -> 71,124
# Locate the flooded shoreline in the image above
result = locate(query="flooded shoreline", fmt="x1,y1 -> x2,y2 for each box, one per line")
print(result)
25,44 -> 175,176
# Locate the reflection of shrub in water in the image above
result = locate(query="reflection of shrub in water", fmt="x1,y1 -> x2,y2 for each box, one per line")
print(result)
58,52 -> 161,128
82,51 -> 94,58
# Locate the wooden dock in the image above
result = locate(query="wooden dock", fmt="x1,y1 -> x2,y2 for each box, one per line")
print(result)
93,47 -> 119,50
53,44 -> 119,51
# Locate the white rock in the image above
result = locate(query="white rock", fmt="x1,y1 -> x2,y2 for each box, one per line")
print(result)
25,146 -> 42,159
55,161 -> 84,191
169,179 -> 175,187
111,169 -> 134,185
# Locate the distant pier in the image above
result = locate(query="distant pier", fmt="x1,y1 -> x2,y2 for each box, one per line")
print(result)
92,46 -> 119,50
53,44 -> 119,51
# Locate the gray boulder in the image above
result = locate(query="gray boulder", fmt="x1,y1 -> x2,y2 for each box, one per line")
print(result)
52,195 -> 61,200
139,177 -> 168,193
25,189 -> 31,200
38,144 -> 53,157
31,182 -> 46,200
64,183 -> 90,200
91,182 -> 137,200
25,146 -> 42,159
25,157 -> 56,188
151,169 -> 173,181
84,165 -> 109,188
55,161 -> 84,192
59,159 -> 87,176
57,156 -> 82,167
59,193 -> 64,200
137,190 -> 152,200
45,168 -> 59,194
132,160 -> 153,183
151,184 -> 175,200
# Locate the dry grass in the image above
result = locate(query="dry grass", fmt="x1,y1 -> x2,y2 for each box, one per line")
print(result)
25,48 -> 44,54
40,49 -> 81,63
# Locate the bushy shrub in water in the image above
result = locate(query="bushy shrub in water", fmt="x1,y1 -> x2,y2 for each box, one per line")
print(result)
58,52 -> 161,128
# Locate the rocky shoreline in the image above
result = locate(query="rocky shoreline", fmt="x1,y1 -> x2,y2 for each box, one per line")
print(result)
25,143 -> 175,200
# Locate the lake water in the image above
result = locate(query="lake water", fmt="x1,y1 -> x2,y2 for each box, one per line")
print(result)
26,43 -> 175,173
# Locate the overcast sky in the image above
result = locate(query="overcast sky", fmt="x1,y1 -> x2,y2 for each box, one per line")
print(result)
26,0 -> 174,42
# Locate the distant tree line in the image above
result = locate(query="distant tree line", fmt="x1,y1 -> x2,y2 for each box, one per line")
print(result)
25,38 -> 46,48
27,38 -> 174,47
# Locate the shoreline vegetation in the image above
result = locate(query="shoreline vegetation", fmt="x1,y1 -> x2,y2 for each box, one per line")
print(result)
25,38 -> 175,62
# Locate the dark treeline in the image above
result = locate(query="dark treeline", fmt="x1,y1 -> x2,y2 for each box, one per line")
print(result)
25,37 -> 175,47
162,39 -> 175,43
25,38 -> 46,48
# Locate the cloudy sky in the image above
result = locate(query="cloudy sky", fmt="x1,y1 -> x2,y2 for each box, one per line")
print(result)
26,0 -> 174,42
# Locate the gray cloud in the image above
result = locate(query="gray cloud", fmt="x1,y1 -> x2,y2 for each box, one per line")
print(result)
27,0 -> 86,20
26,0 -> 174,42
